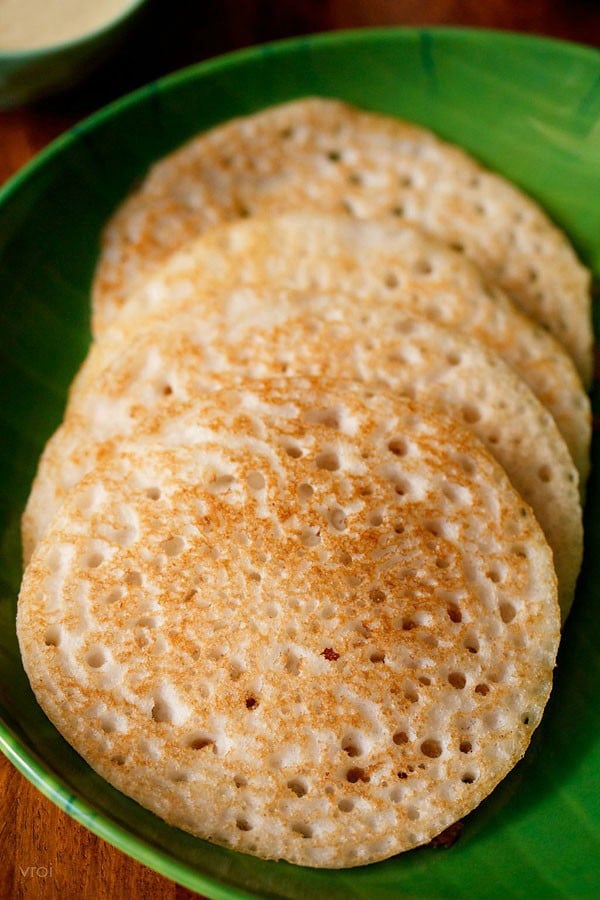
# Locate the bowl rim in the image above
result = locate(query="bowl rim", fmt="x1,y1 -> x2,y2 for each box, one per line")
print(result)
0,0 -> 149,59
1,24 -> 599,898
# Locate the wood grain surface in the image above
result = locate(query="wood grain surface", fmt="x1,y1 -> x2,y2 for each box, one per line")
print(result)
1,1 -> 599,898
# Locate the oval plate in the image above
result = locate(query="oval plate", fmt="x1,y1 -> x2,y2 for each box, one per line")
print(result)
1,27 -> 599,899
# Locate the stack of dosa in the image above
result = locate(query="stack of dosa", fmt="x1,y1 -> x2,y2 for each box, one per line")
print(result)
17,98 -> 591,867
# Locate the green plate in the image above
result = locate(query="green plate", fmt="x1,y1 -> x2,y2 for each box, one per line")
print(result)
1,27 -> 599,899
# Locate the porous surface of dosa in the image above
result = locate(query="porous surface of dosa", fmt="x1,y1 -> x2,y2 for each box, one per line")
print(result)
79,217 -> 590,482
92,98 -> 592,383
22,308 -> 581,618
18,381 -> 560,867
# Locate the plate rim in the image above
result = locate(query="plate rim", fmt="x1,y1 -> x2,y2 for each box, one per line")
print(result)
1,23 -> 599,208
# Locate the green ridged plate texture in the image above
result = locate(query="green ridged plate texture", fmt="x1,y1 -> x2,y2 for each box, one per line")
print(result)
0,27 -> 599,899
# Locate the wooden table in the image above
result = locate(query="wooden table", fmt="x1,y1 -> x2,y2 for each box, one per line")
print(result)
1,2 -> 599,897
